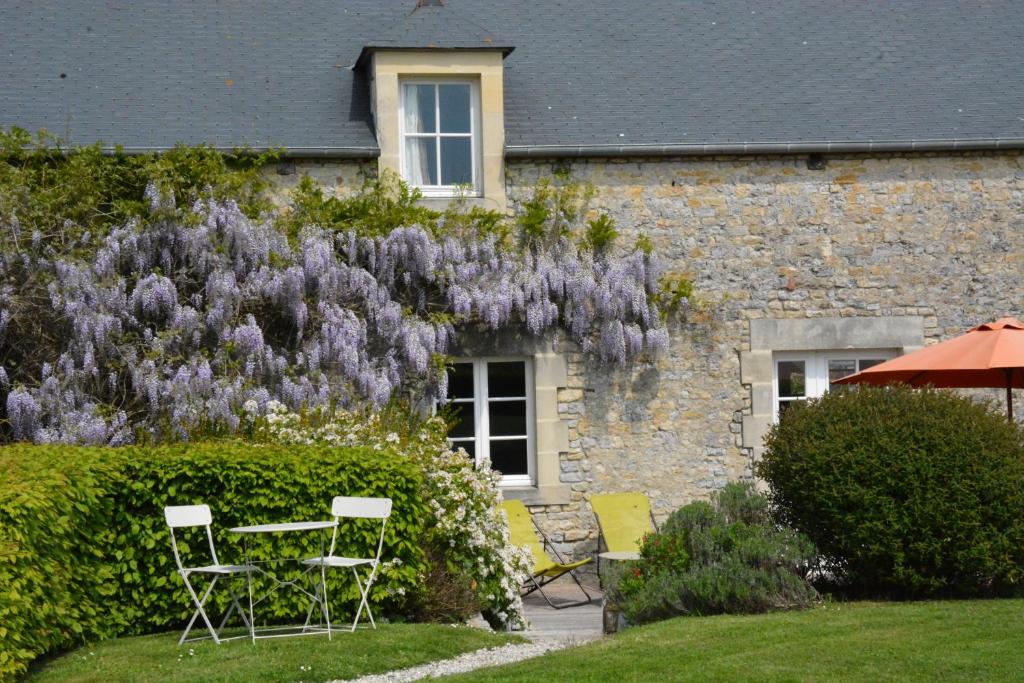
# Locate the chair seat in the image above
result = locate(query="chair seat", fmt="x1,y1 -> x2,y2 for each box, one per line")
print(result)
535,556 -> 592,578
302,555 -> 376,568
186,563 -> 255,575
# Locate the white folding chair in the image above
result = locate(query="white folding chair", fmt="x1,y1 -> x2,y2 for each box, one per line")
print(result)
302,496 -> 392,634
164,504 -> 255,645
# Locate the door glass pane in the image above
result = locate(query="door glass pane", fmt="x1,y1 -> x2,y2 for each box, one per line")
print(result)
404,138 -> 438,186
487,362 -> 525,397
403,84 -> 436,133
489,400 -> 527,436
439,84 -> 471,133
447,363 -> 474,400
448,404 -> 475,438
440,137 -> 472,186
490,438 -> 529,476
828,359 -> 857,385
777,361 -> 806,398
859,358 -> 884,371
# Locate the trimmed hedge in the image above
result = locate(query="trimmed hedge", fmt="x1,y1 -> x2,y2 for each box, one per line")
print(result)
758,385 -> 1024,599
0,442 -> 427,681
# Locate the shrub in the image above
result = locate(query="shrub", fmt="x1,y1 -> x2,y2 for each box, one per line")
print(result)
758,385 -> 1024,598
610,482 -> 817,624
0,442 -> 427,681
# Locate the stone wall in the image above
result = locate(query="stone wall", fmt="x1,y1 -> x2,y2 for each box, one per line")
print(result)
273,152 -> 1024,566
506,152 -> 1024,563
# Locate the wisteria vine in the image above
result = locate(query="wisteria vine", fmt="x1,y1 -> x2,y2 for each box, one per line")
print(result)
1,185 -> 672,444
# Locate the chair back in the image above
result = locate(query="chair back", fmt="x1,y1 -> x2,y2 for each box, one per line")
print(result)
164,504 -> 219,571
499,499 -> 549,574
165,504 -> 213,528
328,496 -> 393,560
590,493 -> 653,554
331,496 -> 393,519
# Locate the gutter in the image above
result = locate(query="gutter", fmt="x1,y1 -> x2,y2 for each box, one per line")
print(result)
504,138 -> 1024,158
100,146 -> 381,159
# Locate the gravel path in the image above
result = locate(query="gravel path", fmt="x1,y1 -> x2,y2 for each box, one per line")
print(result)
335,639 -> 583,682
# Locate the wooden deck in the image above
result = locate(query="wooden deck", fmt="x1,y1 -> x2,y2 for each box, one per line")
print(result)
521,579 -> 604,643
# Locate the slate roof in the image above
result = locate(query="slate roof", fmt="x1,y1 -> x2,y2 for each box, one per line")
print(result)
2,1 -> 1023,157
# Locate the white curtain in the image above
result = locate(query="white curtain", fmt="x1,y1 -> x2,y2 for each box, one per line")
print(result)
404,85 -> 434,185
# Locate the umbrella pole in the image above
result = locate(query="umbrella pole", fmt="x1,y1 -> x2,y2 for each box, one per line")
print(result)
1007,369 -> 1015,423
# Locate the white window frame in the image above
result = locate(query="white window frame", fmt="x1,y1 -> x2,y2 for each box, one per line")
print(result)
443,357 -> 536,487
398,78 -> 481,198
772,349 -> 896,422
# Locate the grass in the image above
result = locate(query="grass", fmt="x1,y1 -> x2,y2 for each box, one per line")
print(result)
452,600 -> 1024,682
28,624 -> 521,683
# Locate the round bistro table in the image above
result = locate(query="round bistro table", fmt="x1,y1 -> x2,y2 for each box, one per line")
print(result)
229,520 -> 337,642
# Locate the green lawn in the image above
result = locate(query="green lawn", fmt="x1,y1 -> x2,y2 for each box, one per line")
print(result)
454,600 -> 1024,682
29,624 -> 520,683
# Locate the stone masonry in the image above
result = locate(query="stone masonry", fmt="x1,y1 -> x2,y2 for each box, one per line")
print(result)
275,151 -> 1024,567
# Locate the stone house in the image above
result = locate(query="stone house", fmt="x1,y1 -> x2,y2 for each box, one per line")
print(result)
4,0 -> 1023,559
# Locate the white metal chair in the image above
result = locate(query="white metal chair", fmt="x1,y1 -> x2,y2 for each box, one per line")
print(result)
302,496 -> 392,633
164,504 -> 255,645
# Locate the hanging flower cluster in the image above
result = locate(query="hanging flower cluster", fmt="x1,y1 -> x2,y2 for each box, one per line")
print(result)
1,185 -> 670,444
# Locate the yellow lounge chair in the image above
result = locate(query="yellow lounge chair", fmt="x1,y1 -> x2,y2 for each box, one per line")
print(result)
500,499 -> 594,609
590,493 -> 658,573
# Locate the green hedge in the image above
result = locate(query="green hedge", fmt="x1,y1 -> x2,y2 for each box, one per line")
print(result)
758,385 -> 1024,599
0,442 -> 427,681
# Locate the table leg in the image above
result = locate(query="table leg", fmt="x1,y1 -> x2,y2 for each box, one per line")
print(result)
245,536 -> 255,645
320,527 -> 332,640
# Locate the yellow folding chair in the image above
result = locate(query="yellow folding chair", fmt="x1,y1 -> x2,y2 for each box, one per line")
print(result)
500,499 -> 593,609
590,493 -> 658,573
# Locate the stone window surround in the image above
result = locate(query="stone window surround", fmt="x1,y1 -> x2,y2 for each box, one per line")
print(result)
740,316 -> 925,460
369,50 -> 507,211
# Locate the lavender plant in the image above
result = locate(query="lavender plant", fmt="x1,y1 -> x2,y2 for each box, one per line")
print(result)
0,172 -> 677,443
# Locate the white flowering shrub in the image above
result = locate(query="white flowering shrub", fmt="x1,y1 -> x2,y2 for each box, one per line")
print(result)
245,400 -> 532,628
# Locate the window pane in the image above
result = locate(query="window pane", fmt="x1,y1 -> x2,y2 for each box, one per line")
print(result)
828,359 -> 857,385
439,84 -> 471,133
489,400 -> 527,437
404,137 -> 438,186
859,358 -> 884,371
777,361 -> 806,398
447,363 -> 474,400
490,438 -> 529,476
448,405 -> 475,438
440,137 -> 472,186
403,84 -> 436,133
453,440 -> 475,459
487,362 -> 525,397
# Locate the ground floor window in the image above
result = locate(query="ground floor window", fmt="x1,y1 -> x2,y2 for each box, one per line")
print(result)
773,350 -> 894,420
444,358 -> 535,486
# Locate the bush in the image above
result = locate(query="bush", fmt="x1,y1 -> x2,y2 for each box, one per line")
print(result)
610,482 -> 817,624
758,385 -> 1024,598
0,442 -> 427,681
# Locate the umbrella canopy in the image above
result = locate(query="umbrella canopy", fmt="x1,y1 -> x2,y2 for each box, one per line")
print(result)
833,317 -> 1024,420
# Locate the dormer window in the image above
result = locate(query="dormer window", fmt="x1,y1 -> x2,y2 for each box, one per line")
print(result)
400,80 -> 479,196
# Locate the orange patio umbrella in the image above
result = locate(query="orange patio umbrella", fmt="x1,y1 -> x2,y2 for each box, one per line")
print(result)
833,317 -> 1024,421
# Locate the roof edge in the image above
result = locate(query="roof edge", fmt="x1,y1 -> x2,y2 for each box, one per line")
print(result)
98,146 -> 381,159
505,138 -> 1024,158
354,44 -> 514,70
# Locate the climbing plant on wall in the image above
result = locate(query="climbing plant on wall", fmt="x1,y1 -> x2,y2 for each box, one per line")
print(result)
0,129 -> 688,444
